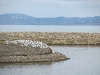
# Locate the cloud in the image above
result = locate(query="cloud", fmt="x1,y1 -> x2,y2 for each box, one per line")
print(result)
0,0 -> 100,7
60,0 -> 100,8
0,0 -> 100,17
61,0 -> 99,1
27,0 -> 100,8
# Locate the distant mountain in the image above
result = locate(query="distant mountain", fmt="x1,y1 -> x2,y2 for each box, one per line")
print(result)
0,13 -> 100,25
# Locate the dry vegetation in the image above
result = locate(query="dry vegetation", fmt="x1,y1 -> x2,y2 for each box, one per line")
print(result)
0,32 -> 100,45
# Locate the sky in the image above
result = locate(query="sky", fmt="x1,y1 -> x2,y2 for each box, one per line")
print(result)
0,0 -> 100,17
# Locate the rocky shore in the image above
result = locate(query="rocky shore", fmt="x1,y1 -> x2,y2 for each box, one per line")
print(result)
0,32 -> 99,63
0,32 -> 100,45
0,40 -> 69,63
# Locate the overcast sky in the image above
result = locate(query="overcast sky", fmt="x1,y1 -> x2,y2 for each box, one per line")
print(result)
0,0 -> 100,17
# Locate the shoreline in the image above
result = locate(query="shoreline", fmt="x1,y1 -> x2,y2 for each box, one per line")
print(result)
0,32 -> 100,45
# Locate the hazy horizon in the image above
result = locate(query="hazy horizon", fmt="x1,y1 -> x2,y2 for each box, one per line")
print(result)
0,0 -> 100,18
1,13 -> 100,18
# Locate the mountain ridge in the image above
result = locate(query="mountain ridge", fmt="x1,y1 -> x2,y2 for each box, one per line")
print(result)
0,13 -> 100,25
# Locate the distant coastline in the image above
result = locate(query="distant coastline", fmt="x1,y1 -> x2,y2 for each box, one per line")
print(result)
0,13 -> 100,25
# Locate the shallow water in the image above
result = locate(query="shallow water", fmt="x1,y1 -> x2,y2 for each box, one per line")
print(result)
0,46 -> 100,75
0,25 -> 100,32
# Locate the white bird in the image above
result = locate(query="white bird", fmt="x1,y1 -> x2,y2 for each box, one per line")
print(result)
7,40 -> 50,49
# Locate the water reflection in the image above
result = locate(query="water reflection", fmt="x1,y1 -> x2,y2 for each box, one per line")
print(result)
0,62 -> 52,75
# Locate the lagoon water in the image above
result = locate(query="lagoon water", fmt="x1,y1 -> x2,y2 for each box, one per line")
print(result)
0,46 -> 100,75
0,25 -> 100,32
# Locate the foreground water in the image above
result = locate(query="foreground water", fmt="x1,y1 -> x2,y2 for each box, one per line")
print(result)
0,46 -> 100,75
0,25 -> 100,32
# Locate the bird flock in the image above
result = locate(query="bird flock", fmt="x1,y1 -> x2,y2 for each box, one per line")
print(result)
5,40 -> 50,49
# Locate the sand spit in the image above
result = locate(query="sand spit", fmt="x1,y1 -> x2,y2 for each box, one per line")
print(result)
0,32 -> 100,45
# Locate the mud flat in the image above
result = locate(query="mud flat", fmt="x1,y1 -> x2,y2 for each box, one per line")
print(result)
0,40 -> 69,63
0,32 -> 100,45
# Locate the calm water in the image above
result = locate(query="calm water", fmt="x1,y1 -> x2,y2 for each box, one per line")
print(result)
0,46 -> 100,75
0,25 -> 100,32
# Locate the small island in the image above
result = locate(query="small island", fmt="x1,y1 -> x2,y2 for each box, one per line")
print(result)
0,40 -> 69,63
